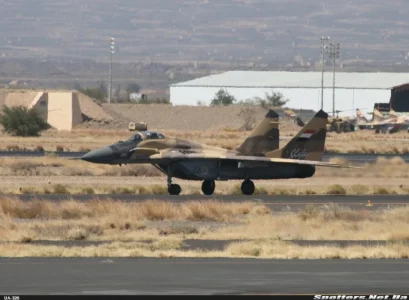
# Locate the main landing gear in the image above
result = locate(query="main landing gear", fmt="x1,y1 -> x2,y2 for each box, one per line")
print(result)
165,163 -> 255,196
241,179 -> 255,195
201,180 -> 215,195
200,179 -> 254,196
168,179 -> 255,196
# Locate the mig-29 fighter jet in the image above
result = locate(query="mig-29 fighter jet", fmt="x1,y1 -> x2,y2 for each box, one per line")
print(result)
81,110 -> 351,196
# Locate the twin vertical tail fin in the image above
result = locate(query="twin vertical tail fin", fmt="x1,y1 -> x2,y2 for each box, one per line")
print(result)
389,108 -> 398,119
356,108 -> 368,124
373,108 -> 386,122
266,110 -> 328,161
237,110 -> 279,156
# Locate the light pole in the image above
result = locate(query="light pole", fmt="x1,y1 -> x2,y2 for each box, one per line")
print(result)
327,42 -> 340,117
320,36 -> 330,110
108,37 -> 115,104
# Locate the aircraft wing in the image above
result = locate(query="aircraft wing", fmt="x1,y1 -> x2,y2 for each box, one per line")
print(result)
153,151 -> 359,169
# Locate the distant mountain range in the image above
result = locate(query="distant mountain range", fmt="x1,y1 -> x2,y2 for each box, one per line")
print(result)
1,0 -> 409,88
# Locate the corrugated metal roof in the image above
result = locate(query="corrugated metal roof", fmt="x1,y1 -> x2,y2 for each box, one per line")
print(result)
171,71 -> 409,89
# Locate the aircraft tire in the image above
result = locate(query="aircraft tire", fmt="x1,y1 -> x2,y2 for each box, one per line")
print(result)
168,184 -> 181,195
201,180 -> 215,195
241,179 -> 255,195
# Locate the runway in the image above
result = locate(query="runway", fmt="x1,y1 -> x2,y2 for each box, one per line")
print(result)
1,258 -> 409,294
1,150 -> 408,163
9,194 -> 409,211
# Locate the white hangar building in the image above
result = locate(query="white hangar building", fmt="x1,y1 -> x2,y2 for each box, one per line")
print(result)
170,71 -> 409,116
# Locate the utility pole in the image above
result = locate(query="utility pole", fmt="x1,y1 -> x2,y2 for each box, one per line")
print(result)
108,37 -> 115,104
327,42 -> 340,117
320,36 -> 330,110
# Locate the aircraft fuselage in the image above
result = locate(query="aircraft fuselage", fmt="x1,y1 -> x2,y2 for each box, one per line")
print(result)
154,160 -> 315,181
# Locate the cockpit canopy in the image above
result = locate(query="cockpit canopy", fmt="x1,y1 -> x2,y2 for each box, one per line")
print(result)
126,130 -> 166,142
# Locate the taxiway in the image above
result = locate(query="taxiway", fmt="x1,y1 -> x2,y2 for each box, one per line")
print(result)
1,258 -> 408,294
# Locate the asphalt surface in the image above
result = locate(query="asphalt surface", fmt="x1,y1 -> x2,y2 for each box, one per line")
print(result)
1,150 -> 409,163
9,194 -> 409,211
1,258 -> 409,294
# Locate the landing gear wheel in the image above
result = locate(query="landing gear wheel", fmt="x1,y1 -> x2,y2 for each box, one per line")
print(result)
168,184 -> 181,195
241,179 -> 255,195
201,180 -> 215,195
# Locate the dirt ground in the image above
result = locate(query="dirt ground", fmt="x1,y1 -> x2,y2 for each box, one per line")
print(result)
82,103 -> 305,132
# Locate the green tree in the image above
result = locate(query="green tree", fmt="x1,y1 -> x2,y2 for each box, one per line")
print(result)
0,106 -> 50,137
210,89 -> 236,106
137,96 -> 170,104
76,80 -> 107,102
255,91 -> 289,108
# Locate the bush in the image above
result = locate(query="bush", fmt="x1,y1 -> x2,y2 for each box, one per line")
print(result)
0,106 -> 50,136
53,184 -> 70,194
255,91 -> 289,108
374,187 -> 390,195
211,89 -> 236,106
326,184 -> 346,195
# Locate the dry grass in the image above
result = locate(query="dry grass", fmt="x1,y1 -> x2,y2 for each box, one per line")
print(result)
0,157 -> 162,177
0,198 -> 267,221
1,240 -> 409,259
200,204 -> 409,241
1,199 -> 409,258
0,198 -> 269,245
224,240 -> 409,259
1,199 -> 409,243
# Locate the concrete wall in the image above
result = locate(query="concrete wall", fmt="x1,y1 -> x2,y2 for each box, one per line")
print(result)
170,86 -> 391,117
30,92 -> 48,120
47,92 -> 83,131
71,93 -> 83,127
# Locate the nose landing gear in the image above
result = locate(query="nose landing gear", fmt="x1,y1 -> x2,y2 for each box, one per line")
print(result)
168,183 -> 181,195
167,164 -> 181,195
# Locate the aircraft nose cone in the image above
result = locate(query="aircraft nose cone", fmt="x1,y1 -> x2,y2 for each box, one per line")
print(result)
81,147 -> 114,163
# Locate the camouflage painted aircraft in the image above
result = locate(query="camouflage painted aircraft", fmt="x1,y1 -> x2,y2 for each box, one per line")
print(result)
355,108 -> 402,133
389,110 -> 409,132
81,110 -> 352,195
286,109 -> 356,133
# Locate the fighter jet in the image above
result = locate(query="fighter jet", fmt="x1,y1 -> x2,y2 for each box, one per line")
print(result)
389,111 -> 409,132
355,108 -> 373,130
356,108 -> 401,133
81,110 -> 351,196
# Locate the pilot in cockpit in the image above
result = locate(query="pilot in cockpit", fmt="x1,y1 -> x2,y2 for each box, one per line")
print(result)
126,131 -> 166,142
